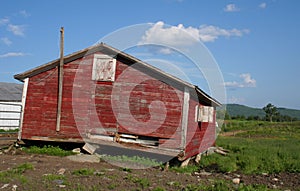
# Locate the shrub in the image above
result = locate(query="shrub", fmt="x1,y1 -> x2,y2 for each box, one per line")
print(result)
23,145 -> 75,156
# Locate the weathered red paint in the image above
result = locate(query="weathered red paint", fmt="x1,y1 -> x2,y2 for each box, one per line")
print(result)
15,44 -> 220,160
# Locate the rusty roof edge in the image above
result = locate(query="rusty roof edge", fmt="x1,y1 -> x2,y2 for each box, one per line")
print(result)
14,42 -> 196,87
100,43 -> 196,89
101,43 -> 222,106
13,42 -> 221,106
13,46 -> 92,82
102,43 -> 222,107
195,86 -> 222,107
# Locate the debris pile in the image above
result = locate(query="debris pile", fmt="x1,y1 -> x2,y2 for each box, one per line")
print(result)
205,146 -> 229,156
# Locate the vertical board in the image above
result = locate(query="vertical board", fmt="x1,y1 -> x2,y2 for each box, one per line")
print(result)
18,78 -> 29,139
180,87 -> 190,149
183,97 -> 217,160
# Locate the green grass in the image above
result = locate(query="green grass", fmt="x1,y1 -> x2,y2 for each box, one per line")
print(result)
72,168 -> 95,176
171,165 -> 199,174
107,183 -> 117,190
23,145 -> 75,156
0,163 -> 34,183
135,177 -> 150,189
180,180 -> 273,191
200,120 -> 300,174
167,181 -> 181,187
153,187 -> 166,191
42,174 -> 66,181
124,174 -> 150,189
0,129 -> 19,133
42,173 -> 68,187
222,120 -> 300,137
101,154 -> 162,167
171,120 -> 300,175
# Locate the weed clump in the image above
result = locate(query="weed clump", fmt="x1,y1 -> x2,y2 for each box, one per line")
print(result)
23,145 -> 75,156
0,163 -> 34,183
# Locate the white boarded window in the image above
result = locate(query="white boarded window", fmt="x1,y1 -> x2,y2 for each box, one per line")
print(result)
92,54 -> 116,81
197,105 -> 214,123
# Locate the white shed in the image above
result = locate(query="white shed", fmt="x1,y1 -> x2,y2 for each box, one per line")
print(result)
0,82 -> 23,130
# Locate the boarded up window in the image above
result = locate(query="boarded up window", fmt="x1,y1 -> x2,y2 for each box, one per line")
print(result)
92,54 -> 116,81
197,105 -> 214,123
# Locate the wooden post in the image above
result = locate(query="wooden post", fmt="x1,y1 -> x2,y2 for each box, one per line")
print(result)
18,78 -> 29,140
56,27 -> 64,132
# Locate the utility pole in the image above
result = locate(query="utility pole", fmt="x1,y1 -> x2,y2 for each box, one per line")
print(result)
56,27 -> 64,132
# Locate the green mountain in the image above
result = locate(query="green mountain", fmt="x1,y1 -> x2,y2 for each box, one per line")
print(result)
225,104 -> 300,120
277,107 -> 300,120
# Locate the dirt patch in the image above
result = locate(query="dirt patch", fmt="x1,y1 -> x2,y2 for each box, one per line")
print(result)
0,140 -> 299,190
220,130 -> 247,137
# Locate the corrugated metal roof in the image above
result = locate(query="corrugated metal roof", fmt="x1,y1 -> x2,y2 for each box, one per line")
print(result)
0,82 -> 23,101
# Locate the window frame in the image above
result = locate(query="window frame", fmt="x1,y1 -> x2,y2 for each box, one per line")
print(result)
196,105 -> 214,123
92,54 -> 116,82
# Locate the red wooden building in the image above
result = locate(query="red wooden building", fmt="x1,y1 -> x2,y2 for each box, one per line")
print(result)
14,43 -> 221,161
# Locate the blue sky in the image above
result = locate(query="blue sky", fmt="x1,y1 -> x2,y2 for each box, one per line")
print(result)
0,0 -> 299,109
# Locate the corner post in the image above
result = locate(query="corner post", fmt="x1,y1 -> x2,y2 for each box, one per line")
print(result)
181,87 -> 190,150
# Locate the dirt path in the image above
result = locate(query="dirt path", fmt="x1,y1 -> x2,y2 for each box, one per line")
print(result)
220,130 -> 247,137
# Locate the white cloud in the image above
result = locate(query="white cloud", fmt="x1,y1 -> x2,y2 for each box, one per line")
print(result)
158,47 -> 174,54
0,52 -> 26,58
0,18 -> 9,26
19,10 -> 30,17
198,25 -> 250,42
224,73 -> 256,88
259,2 -> 267,9
228,96 -> 245,104
224,4 -> 240,12
140,21 -> 199,47
7,24 -> 25,36
1,37 -> 12,46
140,21 -> 250,49
240,73 -> 256,87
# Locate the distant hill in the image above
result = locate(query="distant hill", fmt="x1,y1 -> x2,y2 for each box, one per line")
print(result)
277,107 -> 300,120
225,104 -> 300,120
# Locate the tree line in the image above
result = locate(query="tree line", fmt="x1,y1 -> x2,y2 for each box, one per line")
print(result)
218,103 -> 298,122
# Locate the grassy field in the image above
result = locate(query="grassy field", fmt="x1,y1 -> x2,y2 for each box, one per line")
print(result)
200,120 -> 300,174
1,120 -> 299,190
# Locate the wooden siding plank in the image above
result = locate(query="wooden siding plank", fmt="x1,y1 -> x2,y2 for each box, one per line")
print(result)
19,49 -> 219,160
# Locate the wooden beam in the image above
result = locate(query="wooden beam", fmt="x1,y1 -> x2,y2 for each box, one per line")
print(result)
56,27 -> 64,132
18,78 -> 29,140
180,87 -> 190,149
